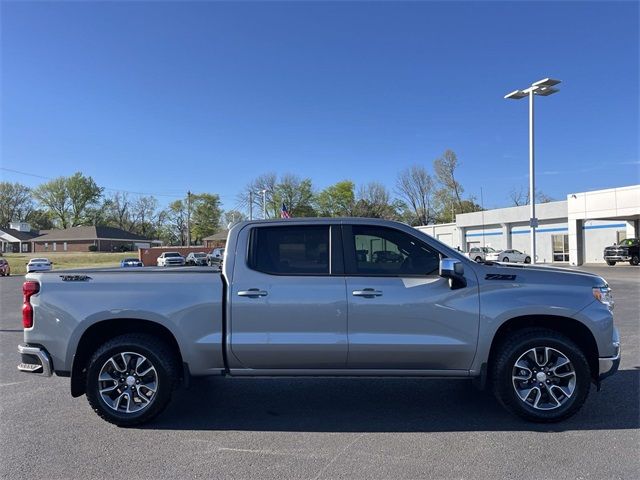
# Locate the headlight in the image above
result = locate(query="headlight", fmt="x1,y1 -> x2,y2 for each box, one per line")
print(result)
593,285 -> 614,310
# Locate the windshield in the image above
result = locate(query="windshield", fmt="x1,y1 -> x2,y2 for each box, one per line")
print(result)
123,258 -> 138,262
31,258 -> 49,263
165,253 -> 181,257
620,239 -> 636,246
483,247 -> 496,253
194,253 -> 206,257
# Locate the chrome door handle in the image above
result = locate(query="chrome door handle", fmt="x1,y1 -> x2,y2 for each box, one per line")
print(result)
352,288 -> 383,298
237,288 -> 268,298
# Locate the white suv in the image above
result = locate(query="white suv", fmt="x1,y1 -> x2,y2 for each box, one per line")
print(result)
156,252 -> 185,267
466,247 -> 497,262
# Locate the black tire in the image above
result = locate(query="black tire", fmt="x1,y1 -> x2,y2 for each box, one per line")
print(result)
524,257 -> 531,264
606,260 -> 616,266
491,328 -> 591,423
502,257 -> 509,262
85,333 -> 179,427
475,256 -> 482,262
630,255 -> 639,266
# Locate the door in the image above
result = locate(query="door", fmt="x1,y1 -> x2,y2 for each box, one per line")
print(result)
229,224 -> 348,369
344,224 -> 479,370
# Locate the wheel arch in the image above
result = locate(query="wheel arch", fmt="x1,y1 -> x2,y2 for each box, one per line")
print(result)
487,315 -> 599,382
70,318 -> 184,397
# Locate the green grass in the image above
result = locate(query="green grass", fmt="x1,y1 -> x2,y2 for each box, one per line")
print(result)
2,252 -> 137,275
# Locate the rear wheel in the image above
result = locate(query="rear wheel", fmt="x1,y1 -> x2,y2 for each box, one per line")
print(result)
606,260 -> 616,266
85,334 -> 179,426
475,256 -> 482,262
491,328 -> 590,422
524,257 -> 531,264
630,255 -> 639,266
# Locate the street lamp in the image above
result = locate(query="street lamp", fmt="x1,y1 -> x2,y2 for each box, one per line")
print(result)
505,78 -> 561,264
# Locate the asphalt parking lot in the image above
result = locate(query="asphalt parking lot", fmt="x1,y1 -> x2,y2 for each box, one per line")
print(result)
1,266 -> 638,479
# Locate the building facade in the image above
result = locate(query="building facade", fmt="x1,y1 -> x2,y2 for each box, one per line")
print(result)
417,185 -> 640,266
31,226 -> 161,253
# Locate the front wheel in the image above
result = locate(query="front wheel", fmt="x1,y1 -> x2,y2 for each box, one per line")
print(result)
606,260 -> 616,266
85,334 -> 179,426
630,255 -> 639,266
474,256 -> 482,262
491,328 -> 590,422
502,257 -> 509,262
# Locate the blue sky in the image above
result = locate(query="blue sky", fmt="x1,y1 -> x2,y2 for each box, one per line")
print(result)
1,1 -> 638,211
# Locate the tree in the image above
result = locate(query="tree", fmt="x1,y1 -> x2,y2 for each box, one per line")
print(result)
0,182 -> 33,228
130,196 -> 159,239
241,173 -> 316,218
164,200 -> 187,245
353,182 -> 398,219
25,209 -> 55,230
238,173 -> 278,219
316,180 -> 356,217
433,150 -> 464,212
222,210 -> 247,229
509,186 -> 554,206
103,192 -> 131,230
396,165 -> 436,225
33,173 -> 102,228
276,174 -> 316,217
190,193 -> 222,243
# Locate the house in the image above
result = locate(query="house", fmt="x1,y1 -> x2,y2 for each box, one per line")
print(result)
31,226 -> 162,253
0,222 -> 41,253
203,231 -> 228,248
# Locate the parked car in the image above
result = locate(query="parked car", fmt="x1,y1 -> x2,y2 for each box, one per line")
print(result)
120,258 -> 144,268
206,248 -> 225,267
603,238 -> 639,266
0,258 -> 10,276
18,218 -> 620,427
466,246 -> 497,262
485,249 -> 532,263
186,252 -> 208,266
156,252 -> 185,267
26,258 -> 52,273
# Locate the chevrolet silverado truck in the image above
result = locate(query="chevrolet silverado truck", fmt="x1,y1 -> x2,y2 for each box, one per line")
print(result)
18,218 -> 620,426
603,238 -> 640,266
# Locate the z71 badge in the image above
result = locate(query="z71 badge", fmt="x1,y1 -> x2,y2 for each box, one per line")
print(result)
485,274 -> 516,281
60,275 -> 92,282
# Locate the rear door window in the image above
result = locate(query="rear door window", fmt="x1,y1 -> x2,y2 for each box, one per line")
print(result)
248,226 -> 330,275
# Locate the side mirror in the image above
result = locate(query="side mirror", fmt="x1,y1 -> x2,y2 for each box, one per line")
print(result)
439,258 -> 467,289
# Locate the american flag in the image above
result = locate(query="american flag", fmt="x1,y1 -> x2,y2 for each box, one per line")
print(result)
280,202 -> 291,218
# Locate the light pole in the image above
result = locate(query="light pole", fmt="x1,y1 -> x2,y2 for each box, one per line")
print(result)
505,78 -> 560,264
261,189 -> 267,219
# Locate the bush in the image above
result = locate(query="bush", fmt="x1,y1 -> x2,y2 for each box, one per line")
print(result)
88,245 -> 98,252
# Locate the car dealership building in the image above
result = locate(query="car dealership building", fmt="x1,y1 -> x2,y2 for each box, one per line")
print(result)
417,184 -> 640,265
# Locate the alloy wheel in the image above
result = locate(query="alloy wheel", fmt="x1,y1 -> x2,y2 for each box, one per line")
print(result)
512,346 -> 576,410
98,352 -> 158,414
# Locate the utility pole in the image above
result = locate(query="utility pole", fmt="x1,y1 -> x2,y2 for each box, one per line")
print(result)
186,191 -> 192,247
249,190 -> 253,220
261,189 -> 267,219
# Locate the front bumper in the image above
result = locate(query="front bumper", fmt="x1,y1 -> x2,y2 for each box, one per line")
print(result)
604,255 -> 631,261
17,344 -> 53,377
598,329 -> 621,382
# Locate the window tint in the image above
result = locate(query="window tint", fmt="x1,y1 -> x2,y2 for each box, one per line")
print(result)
249,226 -> 329,275
350,225 -> 440,276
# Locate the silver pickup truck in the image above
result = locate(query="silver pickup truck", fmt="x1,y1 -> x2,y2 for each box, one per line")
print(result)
18,218 -> 620,426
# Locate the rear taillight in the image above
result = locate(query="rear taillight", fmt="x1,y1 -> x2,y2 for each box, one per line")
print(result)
22,281 -> 40,329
